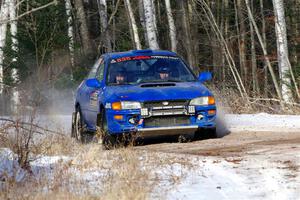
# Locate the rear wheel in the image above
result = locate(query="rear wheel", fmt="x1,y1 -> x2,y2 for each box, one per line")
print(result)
74,108 -> 86,143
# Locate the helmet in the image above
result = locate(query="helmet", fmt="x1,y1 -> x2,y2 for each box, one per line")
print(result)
157,66 -> 171,73
115,67 -> 126,76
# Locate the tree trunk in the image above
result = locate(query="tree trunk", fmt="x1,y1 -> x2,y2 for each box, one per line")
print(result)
236,0 -> 247,84
179,0 -> 194,68
98,0 -> 112,52
260,0 -> 269,97
164,0 -> 177,52
124,0 -> 142,50
272,0 -> 293,102
65,0 -> 75,77
74,0 -> 91,54
249,0 -> 259,95
0,0 -> 9,95
138,0 -> 148,47
8,0 -> 19,112
143,0 -> 159,49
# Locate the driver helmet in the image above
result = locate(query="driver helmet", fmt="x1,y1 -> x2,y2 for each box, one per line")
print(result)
157,66 -> 171,73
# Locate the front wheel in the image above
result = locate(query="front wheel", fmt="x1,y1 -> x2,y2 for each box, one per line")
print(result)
99,111 -> 117,150
194,128 -> 217,140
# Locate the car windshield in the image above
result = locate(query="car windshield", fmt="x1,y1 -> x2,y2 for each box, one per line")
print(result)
106,55 -> 196,85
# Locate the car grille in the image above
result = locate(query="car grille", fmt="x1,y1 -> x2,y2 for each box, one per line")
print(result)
144,115 -> 190,127
143,100 -> 188,108
151,108 -> 186,116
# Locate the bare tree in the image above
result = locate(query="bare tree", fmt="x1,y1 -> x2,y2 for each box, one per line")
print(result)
74,0 -> 91,54
65,0 -> 75,73
98,0 -> 112,52
195,0 -> 248,99
260,0 -> 269,97
249,0 -> 259,94
179,0 -> 194,67
245,0 -> 282,101
165,0 -> 177,52
143,0 -> 159,49
138,0 -> 148,47
236,0 -> 247,83
124,0 -> 142,50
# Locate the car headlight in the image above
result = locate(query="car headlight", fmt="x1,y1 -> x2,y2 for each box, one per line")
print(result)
112,101 -> 141,110
190,96 -> 215,106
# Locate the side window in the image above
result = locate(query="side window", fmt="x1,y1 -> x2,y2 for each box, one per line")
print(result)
87,58 -> 103,79
96,61 -> 105,81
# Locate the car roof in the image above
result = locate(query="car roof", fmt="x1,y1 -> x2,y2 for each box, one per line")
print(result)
103,49 -> 178,60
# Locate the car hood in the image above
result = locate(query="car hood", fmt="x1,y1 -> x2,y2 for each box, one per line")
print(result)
104,82 -> 213,102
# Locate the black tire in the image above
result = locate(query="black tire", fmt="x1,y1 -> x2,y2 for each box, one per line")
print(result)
99,111 -> 117,150
206,128 -> 217,139
71,112 -> 76,138
74,108 -> 86,143
194,128 -> 217,140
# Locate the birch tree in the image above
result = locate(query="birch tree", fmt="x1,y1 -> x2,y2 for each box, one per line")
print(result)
272,0 -> 293,102
0,0 -> 9,95
124,0 -> 142,50
143,0 -> 159,49
98,0 -> 112,52
8,0 -> 19,110
165,0 -> 177,52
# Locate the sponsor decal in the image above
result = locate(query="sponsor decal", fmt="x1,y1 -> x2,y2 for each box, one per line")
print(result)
110,55 -> 178,63
90,90 -> 99,107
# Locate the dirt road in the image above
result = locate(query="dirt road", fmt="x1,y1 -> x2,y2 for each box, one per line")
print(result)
136,131 -> 300,157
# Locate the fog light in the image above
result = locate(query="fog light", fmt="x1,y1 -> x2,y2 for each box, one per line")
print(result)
114,115 -> 123,120
197,114 -> 204,120
129,117 -> 139,124
141,108 -> 148,116
208,110 -> 216,115
188,106 -> 195,114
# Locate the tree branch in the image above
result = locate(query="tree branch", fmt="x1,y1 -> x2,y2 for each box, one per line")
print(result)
0,0 -> 58,24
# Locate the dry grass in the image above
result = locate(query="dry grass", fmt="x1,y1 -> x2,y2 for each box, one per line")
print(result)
211,86 -> 300,114
1,130 -> 197,200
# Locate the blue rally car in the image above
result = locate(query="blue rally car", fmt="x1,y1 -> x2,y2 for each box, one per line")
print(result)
71,49 -> 217,148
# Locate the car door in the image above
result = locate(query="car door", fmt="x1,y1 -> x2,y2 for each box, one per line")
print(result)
80,58 -> 103,129
85,58 -> 106,129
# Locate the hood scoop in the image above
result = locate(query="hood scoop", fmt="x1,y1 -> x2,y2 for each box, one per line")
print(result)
140,83 -> 176,88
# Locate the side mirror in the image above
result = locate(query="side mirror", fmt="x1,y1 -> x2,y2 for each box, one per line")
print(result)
198,72 -> 212,83
86,78 -> 101,88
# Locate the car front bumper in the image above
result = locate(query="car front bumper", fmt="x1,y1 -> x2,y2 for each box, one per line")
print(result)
105,104 -> 216,136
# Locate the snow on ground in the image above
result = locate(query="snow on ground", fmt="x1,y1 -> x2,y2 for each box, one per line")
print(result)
226,113 -> 300,133
1,146 -> 299,199
1,113 -> 300,199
